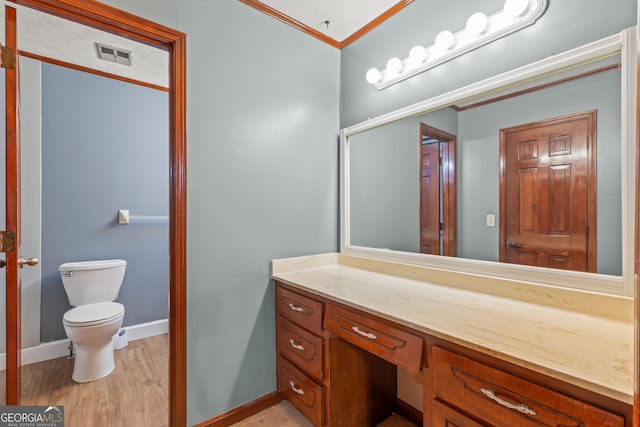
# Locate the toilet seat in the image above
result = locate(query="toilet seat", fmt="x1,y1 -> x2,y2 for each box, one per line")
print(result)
63,302 -> 124,327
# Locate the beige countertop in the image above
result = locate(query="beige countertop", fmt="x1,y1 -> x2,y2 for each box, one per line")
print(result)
272,253 -> 634,404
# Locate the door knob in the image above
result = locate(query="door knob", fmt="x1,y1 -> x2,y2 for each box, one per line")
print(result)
0,260 -> 5,269
508,240 -> 523,248
17,257 -> 39,268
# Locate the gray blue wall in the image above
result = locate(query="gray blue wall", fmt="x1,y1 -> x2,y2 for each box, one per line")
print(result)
40,63 -> 169,341
98,1 -> 340,424
182,4 -> 339,421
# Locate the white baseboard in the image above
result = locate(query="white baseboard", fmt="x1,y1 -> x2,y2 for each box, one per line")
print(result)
121,318 -> 169,342
0,319 -> 168,370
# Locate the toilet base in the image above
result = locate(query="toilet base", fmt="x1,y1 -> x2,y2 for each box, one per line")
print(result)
72,338 -> 116,383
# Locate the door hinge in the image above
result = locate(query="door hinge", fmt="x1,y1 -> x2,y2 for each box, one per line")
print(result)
0,231 -> 16,252
0,45 -> 15,70
439,156 -> 444,166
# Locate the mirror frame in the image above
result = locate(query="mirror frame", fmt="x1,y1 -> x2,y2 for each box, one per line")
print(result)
340,28 -> 637,297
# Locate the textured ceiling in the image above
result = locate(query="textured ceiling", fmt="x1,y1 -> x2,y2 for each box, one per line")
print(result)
9,0 -> 401,84
258,0 -> 403,43
14,4 -> 168,88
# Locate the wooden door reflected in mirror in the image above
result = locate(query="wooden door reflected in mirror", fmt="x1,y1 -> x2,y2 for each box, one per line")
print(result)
420,123 -> 456,257
499,111 -> 597,273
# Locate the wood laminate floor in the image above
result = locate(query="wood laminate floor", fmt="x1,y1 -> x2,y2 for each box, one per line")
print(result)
231,401 -> 419,427
1,336 -> 418,427
0,334 -> 168,427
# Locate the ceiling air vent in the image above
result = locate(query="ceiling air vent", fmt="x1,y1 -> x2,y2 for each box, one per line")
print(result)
96,42 -> 132,66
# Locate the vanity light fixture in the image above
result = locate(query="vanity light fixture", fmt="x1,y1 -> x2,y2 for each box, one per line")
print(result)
466,12 -> 489,36
365,0 -> 548,90
408,45 -> 428,65
435,30 -> 456,51
386,57 -> 403,75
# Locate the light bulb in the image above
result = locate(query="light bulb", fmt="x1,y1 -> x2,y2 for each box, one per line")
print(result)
408,45 -> 428,65
435,30 -> 456,51
386,57 -> 403,75
504,0 -> 529,18
365,68 -> 382,84
466,12 -> 488,36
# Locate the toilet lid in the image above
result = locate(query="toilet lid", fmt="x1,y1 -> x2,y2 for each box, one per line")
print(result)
63,302 -> 124,326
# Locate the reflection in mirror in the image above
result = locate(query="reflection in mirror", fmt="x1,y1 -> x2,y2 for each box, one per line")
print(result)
349,60 -> 622,276
341,29 -> 636,296
419,123 -> 456,257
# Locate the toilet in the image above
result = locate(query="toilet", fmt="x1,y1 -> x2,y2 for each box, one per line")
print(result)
59,259 -> 126,383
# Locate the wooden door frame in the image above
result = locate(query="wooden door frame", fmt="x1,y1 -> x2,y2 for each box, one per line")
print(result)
5,1 -> 187,426
498,111 -> 597,272
5,4 -> 19,405
419,122 -> 456,257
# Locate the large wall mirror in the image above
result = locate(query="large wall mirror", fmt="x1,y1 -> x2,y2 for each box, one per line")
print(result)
340,29 -> 637,297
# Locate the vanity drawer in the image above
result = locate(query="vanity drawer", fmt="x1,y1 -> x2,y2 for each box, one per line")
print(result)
432,346 -> 624,427
324,304 -> 423,372
432,400 -> 486,427
278,357 -> 323,427
278,315 -> 323,381
277,286 -> 323,334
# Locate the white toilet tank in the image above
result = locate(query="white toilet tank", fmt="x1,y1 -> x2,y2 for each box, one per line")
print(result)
59,259 -> 127,306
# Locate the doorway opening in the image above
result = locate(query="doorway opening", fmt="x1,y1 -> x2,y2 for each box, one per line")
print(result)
4,1 -> 186,425
419,123 -> 456,257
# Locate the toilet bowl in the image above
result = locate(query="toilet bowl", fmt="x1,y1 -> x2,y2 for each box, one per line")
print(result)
59,259 -> 126,383
63,302 -> 124,382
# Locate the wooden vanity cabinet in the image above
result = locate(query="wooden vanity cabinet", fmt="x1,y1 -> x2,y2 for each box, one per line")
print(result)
276,285 -> 325,425
324,303 -> 423,373
432,400 -> 486,427
276,282 -> 397,426
427,345 -> 629,427
276,281 -> 631,427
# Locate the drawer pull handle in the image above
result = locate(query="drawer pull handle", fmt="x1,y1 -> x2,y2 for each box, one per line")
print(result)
288,303 -> 304,313
480,388 -> 537,416
289,381 -> 305,395
289,339 -> 305,351
352,326 -> 377,340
